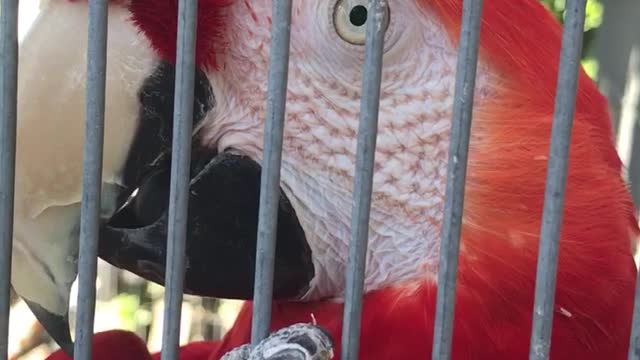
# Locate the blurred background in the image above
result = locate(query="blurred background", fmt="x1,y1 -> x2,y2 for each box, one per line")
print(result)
6,0 -> 640,358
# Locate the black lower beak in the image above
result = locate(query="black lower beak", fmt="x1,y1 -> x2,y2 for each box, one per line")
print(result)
24,300 -> 74,356
98,151 -> 314,300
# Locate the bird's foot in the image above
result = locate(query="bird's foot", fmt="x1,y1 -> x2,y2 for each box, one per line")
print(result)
221,323 -> 335,360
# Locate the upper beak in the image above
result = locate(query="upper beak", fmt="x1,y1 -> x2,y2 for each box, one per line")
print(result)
9,199 -> 88,357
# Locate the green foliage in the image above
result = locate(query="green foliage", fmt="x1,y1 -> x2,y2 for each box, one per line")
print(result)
542,0 -> 604,30
540,0 -> 604,79
109,293 -> 152,331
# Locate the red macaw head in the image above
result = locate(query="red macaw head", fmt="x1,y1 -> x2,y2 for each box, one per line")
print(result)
44,330 -> 151,360
100,0 -> 636,303
22,0 -> 638,357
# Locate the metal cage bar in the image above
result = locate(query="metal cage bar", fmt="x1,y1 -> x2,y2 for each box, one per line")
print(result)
431,1 -> 484,359
73,0 -> 110,359
0,0 -> 18,359
629,269 -> 640,359
339,1 -> 387,359
160,0 -> 199,358
250,0 -> 293,345
528,1 -> 587,359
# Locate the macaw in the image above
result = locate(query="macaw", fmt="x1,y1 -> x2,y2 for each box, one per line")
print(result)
34,0 -> 640,359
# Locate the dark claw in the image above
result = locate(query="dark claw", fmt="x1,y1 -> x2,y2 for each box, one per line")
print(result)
221,323 -> 335,360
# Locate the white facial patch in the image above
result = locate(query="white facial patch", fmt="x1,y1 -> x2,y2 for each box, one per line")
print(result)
13,0 -> 157,314
203,0 -> 495,300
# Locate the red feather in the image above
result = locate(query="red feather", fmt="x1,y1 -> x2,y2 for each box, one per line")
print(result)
128,0 -> 234,70
44,330 -> 223,360
65,0 -> 233,69
45,330 -> 152,360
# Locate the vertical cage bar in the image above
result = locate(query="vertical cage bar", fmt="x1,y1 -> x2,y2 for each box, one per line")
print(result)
250,0 -> 293,345
628,266 -> 640,359
339,1 -> 387,359
73,0 -> 109,358
160,0 -> 198,358
431,1 -> 484,359
528,1 -> 586,359
0,0 -> 18,358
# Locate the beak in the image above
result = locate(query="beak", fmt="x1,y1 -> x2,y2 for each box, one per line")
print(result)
96,60 -> 314,301
11,185 -> 133,356
24,300 -> 74,356
10,206 -> 80,356
98,150 -> 315,300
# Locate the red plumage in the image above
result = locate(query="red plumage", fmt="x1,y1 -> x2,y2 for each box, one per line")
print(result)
127,0 -> 233,70
47,0 -> 638,359
45,330 -> 152,360
68,0 -> 233,69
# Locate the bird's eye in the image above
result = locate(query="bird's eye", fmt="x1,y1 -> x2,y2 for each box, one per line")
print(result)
333,0 -> 390,46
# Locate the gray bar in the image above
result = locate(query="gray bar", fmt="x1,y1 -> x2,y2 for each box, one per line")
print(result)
528,1 -> 586,359
628,267 -> 640,359
431,0 -> 484,359
340,1 -> 387,359
73,0 -> 109,358
160,0 -> 198,358
0,0 -> 18,358
250,0 -> 293,345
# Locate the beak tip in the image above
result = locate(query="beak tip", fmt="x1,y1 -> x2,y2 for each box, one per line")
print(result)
24,300 -> 74,356
61,343 -> 75,357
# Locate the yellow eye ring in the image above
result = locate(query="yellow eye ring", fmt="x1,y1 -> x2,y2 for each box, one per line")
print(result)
333,0 -> 390,46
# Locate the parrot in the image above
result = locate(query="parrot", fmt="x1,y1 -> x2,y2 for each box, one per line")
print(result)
26,0 -> 640,359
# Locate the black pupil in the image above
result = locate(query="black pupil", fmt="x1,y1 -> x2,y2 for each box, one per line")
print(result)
349,5 -> 368,27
